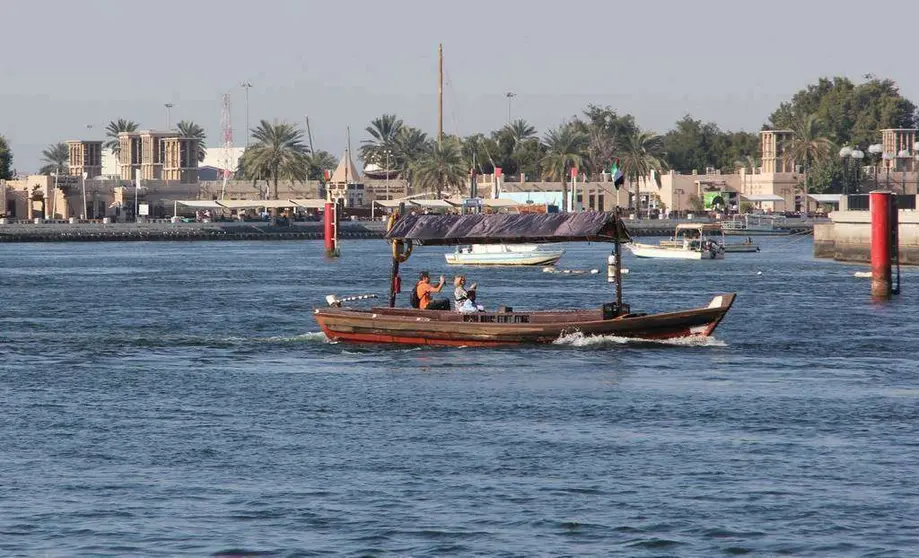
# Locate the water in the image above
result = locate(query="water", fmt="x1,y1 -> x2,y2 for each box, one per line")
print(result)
1,237 -> 917,557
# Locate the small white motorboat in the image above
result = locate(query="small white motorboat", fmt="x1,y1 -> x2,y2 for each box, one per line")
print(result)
628,223 -> 726,260
445,243 -> 565,266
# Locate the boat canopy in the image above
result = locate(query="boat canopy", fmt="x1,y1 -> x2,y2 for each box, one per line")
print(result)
385,212 -> 631,246
675,223 -> 724,231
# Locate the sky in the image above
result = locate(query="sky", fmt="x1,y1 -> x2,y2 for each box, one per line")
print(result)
4,0 -> 919,172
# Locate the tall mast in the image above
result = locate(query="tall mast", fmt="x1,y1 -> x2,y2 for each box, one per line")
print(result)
437,43 -> 443,146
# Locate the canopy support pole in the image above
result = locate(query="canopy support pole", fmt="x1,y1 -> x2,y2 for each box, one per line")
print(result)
613,209 -> 623,310
388,202 -> 406,308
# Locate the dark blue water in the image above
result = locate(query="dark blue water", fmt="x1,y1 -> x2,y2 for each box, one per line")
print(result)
1,237 -> 917,557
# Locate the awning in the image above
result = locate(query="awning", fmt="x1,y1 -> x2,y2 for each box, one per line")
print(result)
374,199 -> 406,208
808,194 -> 843,204
483,198 -> 521,208
217,200 -> 266,209
177,200 -> 225,209
290,198 -> 328,209
742,194 -> 786,203
385,212 -> 631,246
410,199 -> 454,208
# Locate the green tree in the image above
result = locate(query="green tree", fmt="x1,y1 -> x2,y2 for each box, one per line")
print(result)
304,150 -> 339,181
175,120 -> 207,162
239,120 -> 310,222
392,126 -> 431,188
39,142 -> 69,175
360,114 -> 404,167
104,118 -> 139,155
783,114 -> 835,205
768,76 -> 915,148
540,124 -> 588,211
0,135 -> 14,179
571,105 -> 638,177
410,138 -> 467,198
618,129 -> 665,218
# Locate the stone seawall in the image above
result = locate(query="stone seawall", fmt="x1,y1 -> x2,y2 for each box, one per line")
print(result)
814,211 -> 919,264
0,219 -> 814,243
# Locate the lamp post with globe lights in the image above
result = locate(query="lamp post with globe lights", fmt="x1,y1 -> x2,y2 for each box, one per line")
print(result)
839,146 -> 852,194
868,144 -> 884,188
882,152 -> 893,189
850,148 -> 864,193
898,148 -> 910,192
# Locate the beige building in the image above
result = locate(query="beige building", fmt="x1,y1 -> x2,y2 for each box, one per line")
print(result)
117,130 -> 199,182
67,140 -> 103,178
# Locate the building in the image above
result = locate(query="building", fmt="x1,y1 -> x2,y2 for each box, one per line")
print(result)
67,140 -> 103,178
116,130 -> 199,182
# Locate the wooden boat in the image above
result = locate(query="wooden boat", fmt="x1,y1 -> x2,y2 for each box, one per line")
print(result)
629,223 -> 726,260
445,243 -> 564,266
313,211 -> 736,346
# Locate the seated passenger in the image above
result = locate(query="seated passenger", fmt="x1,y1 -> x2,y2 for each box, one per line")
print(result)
415,271 -> 449,310
454,275 -> 483,312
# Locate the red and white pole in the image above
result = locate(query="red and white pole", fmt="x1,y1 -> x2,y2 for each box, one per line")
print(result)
870,191 -> 894,298
324,202 -> 339,257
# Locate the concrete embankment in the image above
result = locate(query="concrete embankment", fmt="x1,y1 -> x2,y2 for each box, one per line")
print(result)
814,210 -> 919,264
0,219 -> 814,243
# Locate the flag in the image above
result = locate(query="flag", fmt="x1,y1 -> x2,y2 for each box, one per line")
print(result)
323,169 -> 331,181
611,158 -> 624,189
651,168 -> 662,188
570,167 -> 578,179
494,167 -> 502,177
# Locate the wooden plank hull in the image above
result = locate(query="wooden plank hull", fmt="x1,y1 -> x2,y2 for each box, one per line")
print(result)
314,294 -> 735,347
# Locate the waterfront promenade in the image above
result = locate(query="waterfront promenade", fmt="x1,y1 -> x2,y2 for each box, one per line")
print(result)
0,218 -> 815,243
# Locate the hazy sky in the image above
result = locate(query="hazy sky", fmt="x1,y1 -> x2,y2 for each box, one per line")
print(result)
4,0 -> 919,172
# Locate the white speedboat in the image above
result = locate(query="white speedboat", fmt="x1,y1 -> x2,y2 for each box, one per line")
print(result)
445,243 -> 565,266
628,224 -> 726,260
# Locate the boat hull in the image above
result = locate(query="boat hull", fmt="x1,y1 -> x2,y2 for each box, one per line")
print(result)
445,252 -> 564,266
627,242 -> 723,260
313,294 -> 735,347
445,244 -> 565,266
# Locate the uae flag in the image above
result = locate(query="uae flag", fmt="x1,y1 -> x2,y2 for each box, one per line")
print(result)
611,158 -> 624,189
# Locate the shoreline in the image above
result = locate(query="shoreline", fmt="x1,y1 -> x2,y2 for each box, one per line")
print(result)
0,219 -> 815,243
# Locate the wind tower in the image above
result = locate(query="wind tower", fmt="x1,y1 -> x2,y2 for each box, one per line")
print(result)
220,93 -> 233,199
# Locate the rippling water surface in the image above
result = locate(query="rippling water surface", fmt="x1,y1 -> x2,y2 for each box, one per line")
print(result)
1,237 -> 917,557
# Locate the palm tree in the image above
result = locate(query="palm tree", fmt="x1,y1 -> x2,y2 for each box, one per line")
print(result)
540,124 -> 587,211
360,114 -> 404,166
305,150 -> 338,181
618,129 -> 665,218
783,114 -> 834,209
393,126 -> 432,189
503,119 -> 537,144
104,118 -> 139,155
241,120 -> 310,222
39,142 -> 69,175
410,139 -> 467,198
176,120 -> 207,162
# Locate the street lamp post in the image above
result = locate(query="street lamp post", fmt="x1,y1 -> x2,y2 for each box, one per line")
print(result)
898,148 -> 910,192
505,92 -> 516,125
241,82 -> 252,146
868,144 -> 883,188
839,146 -> 852,194
384,149 -> 391,202
882,152 -> 893,189
851,149 -> 864,192
164,103 -> 174,129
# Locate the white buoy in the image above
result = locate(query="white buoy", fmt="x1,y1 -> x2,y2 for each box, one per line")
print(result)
854,271 -> 872,278
756,271 -> 763,275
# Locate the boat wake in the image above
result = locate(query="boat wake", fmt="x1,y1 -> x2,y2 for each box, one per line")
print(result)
249,332 -> 330,344
553,332 -> 727,348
